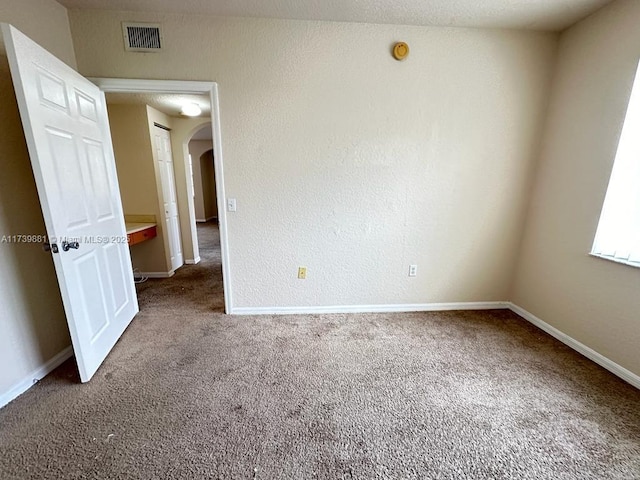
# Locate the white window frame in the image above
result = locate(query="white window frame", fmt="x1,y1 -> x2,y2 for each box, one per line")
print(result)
591,60 -> 640,268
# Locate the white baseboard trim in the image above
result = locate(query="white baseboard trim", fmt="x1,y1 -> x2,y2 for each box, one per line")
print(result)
508,303 -> 640,390
232,300 -> 639,389
196,216 -> 217,223
231,301 -> 510,316
0,346 -> 73,409
138,271 -> 175,278
1,303 -> 634,410
185,257 -> 201,265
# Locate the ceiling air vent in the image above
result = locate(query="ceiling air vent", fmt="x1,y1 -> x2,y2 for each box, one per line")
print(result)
122,22 -> 163,52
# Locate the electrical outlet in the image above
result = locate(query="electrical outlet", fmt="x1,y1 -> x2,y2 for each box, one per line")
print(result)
409,264 -> 417,277
298,267 -> 307,279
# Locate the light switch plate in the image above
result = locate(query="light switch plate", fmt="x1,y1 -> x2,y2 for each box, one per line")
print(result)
227,198 -> 237,212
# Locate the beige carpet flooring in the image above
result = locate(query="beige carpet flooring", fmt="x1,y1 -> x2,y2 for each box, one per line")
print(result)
1,222 -> 639,479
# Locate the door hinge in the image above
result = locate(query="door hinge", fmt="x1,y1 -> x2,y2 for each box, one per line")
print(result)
43,242 -> 59,253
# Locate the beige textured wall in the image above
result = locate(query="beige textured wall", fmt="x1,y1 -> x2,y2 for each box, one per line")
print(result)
106,103 -> 168,274
0,1 -> 76,397
200,150 -> 217,220
189,140 -> 213,221
68,10 -> 558,308
512,0 -> 640,377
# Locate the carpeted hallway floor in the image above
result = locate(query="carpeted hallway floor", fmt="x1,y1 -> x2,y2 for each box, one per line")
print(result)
1,222 -> 639,479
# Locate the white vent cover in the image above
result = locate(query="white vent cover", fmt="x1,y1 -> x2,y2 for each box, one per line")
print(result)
122,22 -> 163,52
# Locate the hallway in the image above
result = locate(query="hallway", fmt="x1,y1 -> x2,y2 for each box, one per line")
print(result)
135,221 -> 224,315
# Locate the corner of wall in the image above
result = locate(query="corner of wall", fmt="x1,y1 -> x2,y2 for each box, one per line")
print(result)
506,34 -> 562,302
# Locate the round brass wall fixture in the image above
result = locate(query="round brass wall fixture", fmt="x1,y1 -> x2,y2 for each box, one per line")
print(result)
393,42 -> 409,61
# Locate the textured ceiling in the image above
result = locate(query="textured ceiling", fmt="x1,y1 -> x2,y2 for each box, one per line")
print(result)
105,92 -> 212,119
58,0 -> 612,31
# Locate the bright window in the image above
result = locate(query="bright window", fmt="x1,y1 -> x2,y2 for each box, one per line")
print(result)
591,60 -> 640,267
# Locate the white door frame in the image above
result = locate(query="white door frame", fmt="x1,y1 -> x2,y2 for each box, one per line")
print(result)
90,78 -> 232,314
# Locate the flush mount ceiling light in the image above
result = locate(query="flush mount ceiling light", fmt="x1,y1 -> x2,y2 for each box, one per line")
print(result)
181,103 -> 202,117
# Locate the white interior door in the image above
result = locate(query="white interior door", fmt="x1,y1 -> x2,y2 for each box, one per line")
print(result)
2,24 -> 139,382
154,126 -> 183,271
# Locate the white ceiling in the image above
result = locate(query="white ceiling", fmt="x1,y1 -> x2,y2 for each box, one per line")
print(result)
105,92 -> 211,118
105,92 -> 212,139
58,0 -> 612,31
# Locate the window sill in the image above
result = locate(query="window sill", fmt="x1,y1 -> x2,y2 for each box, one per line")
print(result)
589,252 -> 640,269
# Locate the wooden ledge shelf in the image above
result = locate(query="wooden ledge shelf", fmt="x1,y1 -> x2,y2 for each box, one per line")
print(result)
125,222 -> 157,246
124,214 -> 157,246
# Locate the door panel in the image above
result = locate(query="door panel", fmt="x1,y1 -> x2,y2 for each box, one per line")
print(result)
47,128 -> 93,228
2,23 -> 139,382
85,139 -> 116,221
154,126 -> 183,271
74,252 -> 110,340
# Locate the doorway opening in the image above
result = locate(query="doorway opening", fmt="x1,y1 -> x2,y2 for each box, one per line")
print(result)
93,78 -> 232,314
1,25 -> 232,393
189,128 -> 217,226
